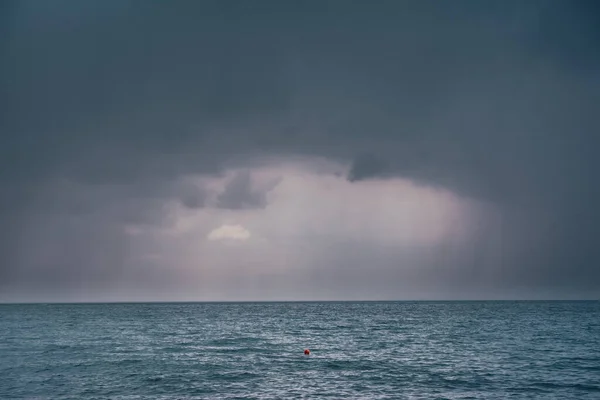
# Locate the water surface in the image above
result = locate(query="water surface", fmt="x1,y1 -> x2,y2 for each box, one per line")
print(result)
1,301 -> 598,399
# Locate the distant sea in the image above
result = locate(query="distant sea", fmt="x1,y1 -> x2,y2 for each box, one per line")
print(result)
1,301 -> 599,399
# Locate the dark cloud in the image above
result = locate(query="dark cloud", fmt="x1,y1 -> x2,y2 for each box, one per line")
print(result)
347,154 -> 390,182
177,183 -> 207,210
1,0 -> 599,299
216,171 -> 274,210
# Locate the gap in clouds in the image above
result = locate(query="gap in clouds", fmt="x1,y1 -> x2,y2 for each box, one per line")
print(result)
113,158 -> 491,302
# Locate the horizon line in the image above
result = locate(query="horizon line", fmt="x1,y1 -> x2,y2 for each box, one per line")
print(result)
1,299 -> 598,305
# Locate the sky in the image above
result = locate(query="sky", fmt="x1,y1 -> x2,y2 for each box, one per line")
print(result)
1,0 -> 599,302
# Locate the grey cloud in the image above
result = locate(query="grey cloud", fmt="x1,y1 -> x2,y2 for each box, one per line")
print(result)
1,0 -> 291,188
216,171 -> 275,210
347,154 -> 390,182
1,0 -> 599,299
177,183 -> 207,210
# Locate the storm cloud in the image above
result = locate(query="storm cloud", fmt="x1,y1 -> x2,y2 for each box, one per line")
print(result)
1,0 -> 599,301
216,171 -> 276,210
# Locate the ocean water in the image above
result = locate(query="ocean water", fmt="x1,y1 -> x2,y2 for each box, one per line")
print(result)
0,301 -> 599,399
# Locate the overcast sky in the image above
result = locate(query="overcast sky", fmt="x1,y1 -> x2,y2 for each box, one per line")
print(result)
1,0 -> 599,301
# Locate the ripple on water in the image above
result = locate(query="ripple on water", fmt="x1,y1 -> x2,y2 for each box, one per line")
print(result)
0,301 -> 599,399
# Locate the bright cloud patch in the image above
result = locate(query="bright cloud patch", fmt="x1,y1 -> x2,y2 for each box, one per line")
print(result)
207,224 -> 251,241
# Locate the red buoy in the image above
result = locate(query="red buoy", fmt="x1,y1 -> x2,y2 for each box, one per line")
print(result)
304,349 -> 310,355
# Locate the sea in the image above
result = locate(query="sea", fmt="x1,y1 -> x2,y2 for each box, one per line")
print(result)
0,301 -> 599,399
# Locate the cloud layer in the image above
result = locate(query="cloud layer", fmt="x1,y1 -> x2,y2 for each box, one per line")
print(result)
1,0 -> 599,300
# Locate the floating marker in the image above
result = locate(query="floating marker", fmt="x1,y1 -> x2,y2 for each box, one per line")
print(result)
304,349 -> 310,355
